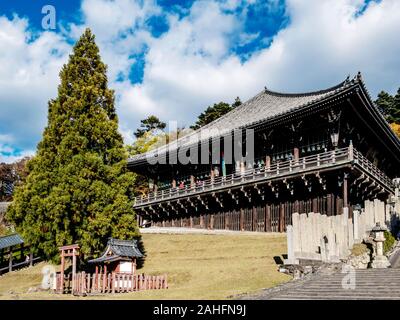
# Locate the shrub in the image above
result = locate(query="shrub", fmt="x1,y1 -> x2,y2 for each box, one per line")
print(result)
383,230 -> 396,254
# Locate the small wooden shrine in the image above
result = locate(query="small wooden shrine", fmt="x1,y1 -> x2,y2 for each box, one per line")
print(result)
55,238 -> 167,295
88,238 -> 143,275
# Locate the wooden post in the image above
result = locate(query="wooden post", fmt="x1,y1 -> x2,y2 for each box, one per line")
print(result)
252,206 -> 257,231
265,204 -> 271,232
8,247 -> 13,272
279,204 -> 285,232
240,161 -> 245,175
312,198 -> 318,213
294,147 -> 299,163
240,209 -> 244,231
327,193 -> 333,216
29,252 -> 33,267
112,273 -> 115,294
71,248 -> 77,293
265,155 -> 271,170
190,175 -> 195,188
95,265 -> 99,290
60,250 -> 65,294
343,173 -> 348,209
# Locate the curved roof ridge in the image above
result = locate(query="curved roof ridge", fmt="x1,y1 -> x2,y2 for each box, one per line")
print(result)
263,78 -> 349,98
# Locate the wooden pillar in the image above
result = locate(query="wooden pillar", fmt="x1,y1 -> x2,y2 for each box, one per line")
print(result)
265,205 -> 271,232
210,215 -> 214,229
200,215 -> 204,228
225,212 -> 229,230
279,204 -> 285,232
252,207 -> 257,231
104,264 -> 107,276
60,250 -> 65,293
190,175 -> 195,187
72,248 -> 77,276
327,194 -> 333,216
8,247 -> 13,272
293,147 -> 299,163
240,209 -> 244,231
29,252 -> 33,267
294,200 -> 299,214
71,248 -> 77,293
265,155 -> 271,170
312,197 -> 318,213
240,161 -> 245,174
343,173 -> 348,209
190,217 -> 193,228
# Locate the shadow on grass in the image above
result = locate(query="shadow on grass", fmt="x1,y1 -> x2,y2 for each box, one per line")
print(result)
136,235 -> 146,269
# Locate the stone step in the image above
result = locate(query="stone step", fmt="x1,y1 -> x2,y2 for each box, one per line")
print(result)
273,296 -> 400,300
266,268 -> 400,300
278,289 -> 400,294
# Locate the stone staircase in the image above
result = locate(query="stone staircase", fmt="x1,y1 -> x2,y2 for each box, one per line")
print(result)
269,268 -> 400,300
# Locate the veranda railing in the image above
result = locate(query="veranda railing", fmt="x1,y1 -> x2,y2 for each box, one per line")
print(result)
134,146 -> 395,207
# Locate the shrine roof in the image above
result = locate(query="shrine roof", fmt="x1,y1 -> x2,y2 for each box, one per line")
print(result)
88,238 -> 143,264
0,233 -> 24,250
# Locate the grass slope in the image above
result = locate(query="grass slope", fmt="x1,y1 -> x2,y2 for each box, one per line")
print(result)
0,233 -> 290,300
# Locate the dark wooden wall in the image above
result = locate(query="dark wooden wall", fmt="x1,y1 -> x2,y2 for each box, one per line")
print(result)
149,192 -> 346,232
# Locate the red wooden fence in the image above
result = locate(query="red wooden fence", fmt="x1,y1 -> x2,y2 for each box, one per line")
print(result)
55,272 -> 168,295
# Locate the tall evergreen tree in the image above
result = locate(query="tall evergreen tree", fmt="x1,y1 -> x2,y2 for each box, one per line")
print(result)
6,29 -> 139,260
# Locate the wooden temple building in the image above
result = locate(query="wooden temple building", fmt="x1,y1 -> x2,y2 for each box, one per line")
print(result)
128,73 -> 400,232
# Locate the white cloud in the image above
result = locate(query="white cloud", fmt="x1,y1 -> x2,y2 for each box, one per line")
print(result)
1,0 -> 400,162
117,0 -> 400,135
0,15 -> 71,162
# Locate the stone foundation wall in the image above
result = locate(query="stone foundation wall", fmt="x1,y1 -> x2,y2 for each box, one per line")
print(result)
285,197 -> 400,264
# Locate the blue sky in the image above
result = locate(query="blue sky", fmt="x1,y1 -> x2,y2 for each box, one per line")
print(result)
0,0 -> 399,163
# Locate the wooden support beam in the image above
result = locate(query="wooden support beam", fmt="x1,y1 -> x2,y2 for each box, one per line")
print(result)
8,247 -> 13,273
343,173 -> 348,209
279,204 -> 285,232
265,204 -> 271,232
240,208 -> 244,231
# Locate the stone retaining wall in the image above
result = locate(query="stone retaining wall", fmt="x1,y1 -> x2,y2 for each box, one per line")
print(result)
285,197 -> 400,264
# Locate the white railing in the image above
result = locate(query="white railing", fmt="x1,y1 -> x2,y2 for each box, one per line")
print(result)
133,146 -> 394,207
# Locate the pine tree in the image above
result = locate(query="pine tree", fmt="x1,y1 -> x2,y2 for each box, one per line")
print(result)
134,115 -> 166,138
375,91 -> 395,119
391,88 -> 400,124
6,29 -> 139,260
190,102 -> 234,130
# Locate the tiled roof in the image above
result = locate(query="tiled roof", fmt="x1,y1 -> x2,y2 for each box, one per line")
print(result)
88,238 -> 143,264
128,75 -> 360,165
0,233 -> 24,250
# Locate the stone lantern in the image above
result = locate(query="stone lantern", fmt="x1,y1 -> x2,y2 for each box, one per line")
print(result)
370,222 -> 391,269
